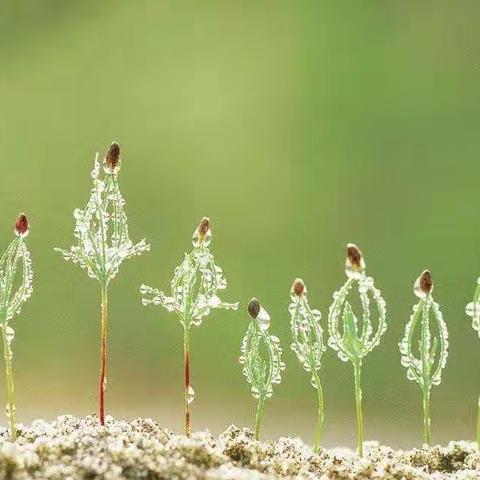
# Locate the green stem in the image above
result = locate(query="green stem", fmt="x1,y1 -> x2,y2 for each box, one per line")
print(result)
422,387 -> 431,445
1,326 -> 16,440
184,325 -> 191,437
312,371 -> 324,453
476,394 -> 480,447
353,361 -> 364,456
255,396 -> 266,440
99,284 -> 108,425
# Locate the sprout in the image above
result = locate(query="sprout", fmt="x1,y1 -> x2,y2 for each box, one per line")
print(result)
56,143 -> 150,425
400,270 -> 448,446
289,278 -> 325,452
141,217 -> 238,436
240,298 -> 285,440
327,243 -> 387,456
0,214 -> 33,440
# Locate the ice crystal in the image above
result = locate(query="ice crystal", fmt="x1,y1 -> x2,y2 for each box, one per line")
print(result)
55,145 -> 150,286
240,299 -> 285,401
328,244 -> 387,364
140,217 -> 238,328
289,279 -> 325,378
0,214 -> 34,439
466,277 -> 480,336
399,270 -> 448,444
289,278 -> 325,451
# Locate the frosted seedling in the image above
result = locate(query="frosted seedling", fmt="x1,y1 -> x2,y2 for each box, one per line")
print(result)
400,270 -> 448,446
56,143 -> 150,425
289,278 -> 325,452
327,243 -> 387,456
465,277 -> 480,445
141,217 -> 238,436
240,298 -> 285,440
0,214 -> 33,440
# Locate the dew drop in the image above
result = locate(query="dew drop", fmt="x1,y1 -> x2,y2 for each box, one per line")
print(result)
187,385 -> 195,405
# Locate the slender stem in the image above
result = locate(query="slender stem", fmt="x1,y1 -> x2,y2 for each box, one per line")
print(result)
255,396 -> 266,440
183,325 -> 191,437
353,361 -> 364,456
311,371 -> 324,452
422,387 -> 431,445
476,394 -> 480,447
1,326 -> 16,440
99,284 -> 108,425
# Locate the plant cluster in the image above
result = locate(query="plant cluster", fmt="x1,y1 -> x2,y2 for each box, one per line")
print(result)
2,141 -> 478,456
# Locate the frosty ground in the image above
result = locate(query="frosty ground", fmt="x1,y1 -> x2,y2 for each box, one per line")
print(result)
0,415 -> 479,479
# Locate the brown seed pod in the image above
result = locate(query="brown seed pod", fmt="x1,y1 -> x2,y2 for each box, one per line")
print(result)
247,298 -> 261,319
14,213 -> 29,237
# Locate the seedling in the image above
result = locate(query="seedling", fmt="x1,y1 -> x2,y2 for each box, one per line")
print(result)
466,279 -> 480,445
327,243 -> 387,456
56,143 -> 150,425
240,298 -> 285,440
140,217 -> 238,436
289,278 -> 325,452
399,270 -> 448,445
0,214 -> 33,440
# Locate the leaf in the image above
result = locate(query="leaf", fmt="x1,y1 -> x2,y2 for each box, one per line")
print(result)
341,302 -> 363,359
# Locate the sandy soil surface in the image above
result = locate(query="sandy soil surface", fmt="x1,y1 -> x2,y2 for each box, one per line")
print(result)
0,415 -> 479,479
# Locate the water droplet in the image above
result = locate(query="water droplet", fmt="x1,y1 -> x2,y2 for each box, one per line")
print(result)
257,306 -> 271,331
466,302 -> 480,318
187,385 -> 195,405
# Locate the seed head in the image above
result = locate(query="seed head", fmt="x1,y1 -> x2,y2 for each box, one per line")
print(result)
292,278 -> 305,297
345,243 -> 366,279
414,269 -> 434,298
14,213 -> 29,238
104,142 -> 121,174
197,217 -> 210,242
247,298 -> 261,319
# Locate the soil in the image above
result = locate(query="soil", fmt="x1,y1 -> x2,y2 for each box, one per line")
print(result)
0,415 -> 479,479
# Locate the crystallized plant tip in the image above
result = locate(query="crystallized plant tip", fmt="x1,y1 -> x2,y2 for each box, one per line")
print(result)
328,243 -> 387,456
141,217 -> 238,437
0,213 -> 33,440
240,298 -> 285,440
289,278 -> 325,452
399,269 -> 448,446
55,143 -> 149,426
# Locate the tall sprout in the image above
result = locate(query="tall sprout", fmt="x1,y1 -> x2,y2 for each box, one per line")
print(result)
289,278 -> 325,452
140,217 -> 238,436
400,270 -> 448,445
466,278 -> 480,445
240,298 -> 285,440
56,143 -> 150,425
327,244 -> 387,456
0,214 -> 33,440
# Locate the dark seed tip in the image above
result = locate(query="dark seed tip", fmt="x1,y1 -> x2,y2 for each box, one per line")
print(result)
105,141 -> 121,170
247,298 -> 261,319
419,270 -> 433,295
198,217 -> 210,240
15,213 -> 29,237
292,278 -> 305,296
346,243 -> 363,268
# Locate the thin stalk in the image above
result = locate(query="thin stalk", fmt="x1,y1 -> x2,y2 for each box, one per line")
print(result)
476,394 -> 480,447
183,325 -> 191,437
312,370 -> 324,453
255,396 -> 266,440
1,326 -> 16,440
422,387 -> 431,445
353,361 -> 364,456
99,284 -> 108,425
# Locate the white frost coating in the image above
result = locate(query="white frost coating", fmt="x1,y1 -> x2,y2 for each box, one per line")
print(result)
141,219 -> 238,328
289,281 -> 325,385
399,288 -> 449,391
328,273 -> 387,364
240,303 -> 285,400
55,154 -> 150,285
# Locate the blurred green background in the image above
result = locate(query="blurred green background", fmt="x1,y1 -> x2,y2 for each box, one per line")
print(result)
1,0 -> 480,448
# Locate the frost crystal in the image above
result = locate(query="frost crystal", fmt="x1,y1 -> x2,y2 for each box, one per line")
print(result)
140,217 -> 238,328
289,279 -> 325,381
0,214 -> 34,439
328,246 -> 387,364
55,149 -> 150,285
399,270 -> 449,391
240,299 -> 285,400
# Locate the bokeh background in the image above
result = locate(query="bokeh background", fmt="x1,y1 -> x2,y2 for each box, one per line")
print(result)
1,0 -> 480,448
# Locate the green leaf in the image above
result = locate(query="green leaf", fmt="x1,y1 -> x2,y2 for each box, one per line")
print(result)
342,302 -> 363,359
